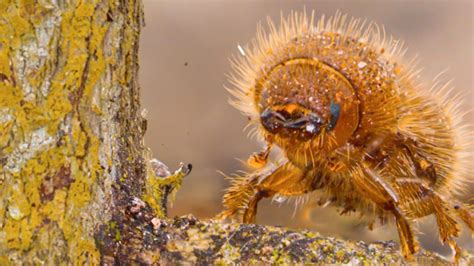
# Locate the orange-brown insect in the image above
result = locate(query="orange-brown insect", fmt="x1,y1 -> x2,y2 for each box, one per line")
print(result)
218,11 -> 473,262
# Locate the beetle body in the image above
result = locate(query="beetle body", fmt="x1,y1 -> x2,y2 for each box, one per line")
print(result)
219,11 -> 473,262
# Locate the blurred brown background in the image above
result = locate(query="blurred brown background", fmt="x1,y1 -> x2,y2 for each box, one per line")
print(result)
139,0 -> 473,256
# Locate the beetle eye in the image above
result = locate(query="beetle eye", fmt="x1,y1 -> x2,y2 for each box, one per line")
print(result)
327,102 -> 341,131
283,117 -> 309,129
260,108 -> 285,133
260,105 -> 324,140
305,113 -> 323,134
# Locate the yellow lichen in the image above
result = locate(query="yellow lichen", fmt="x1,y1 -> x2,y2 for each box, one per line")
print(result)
144,163 -> 190,217
0,0 -> 143,263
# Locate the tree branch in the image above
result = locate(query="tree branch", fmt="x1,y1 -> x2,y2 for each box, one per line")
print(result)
97,199 -> 474,265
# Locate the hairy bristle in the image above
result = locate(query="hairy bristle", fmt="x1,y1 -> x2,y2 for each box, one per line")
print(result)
227,10 -> 472,197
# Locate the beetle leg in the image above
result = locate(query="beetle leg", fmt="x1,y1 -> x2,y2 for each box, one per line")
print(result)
393,178 -> 468,264
218,161 -> 322,223
350,162 -> 419,259
247,143 -> 272,168
453,203 -> 474,231
446,238 -> 461,264
243,190 -> 267,223
393,206 -> 419,259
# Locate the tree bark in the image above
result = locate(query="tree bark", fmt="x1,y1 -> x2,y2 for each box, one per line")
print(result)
0,1 -> 472,265
0,0 -> 147,263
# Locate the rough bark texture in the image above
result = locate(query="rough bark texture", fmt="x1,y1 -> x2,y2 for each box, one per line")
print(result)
0,0 -> 146,263
103,213 -> 473,265
0,1 -> 472,265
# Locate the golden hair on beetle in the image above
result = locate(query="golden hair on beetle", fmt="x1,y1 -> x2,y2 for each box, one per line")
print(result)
219,10 -> 473,263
